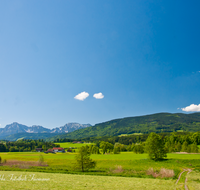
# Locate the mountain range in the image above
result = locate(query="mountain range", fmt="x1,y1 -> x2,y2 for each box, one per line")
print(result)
46,112 -> 200,141
1,112 -> 200,141
0,122 -> 91,140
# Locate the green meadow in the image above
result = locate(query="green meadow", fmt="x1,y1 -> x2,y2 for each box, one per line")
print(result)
0,151 -> 200,189
0,171 -> 177,190
118,133 -> 143,137
55,142 -> 95,148
187,170 -> 200,190
0,152 -> 200,179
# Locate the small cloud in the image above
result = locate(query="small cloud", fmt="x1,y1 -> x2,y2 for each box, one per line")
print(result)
181,104 -> 200,112
74,91 -> 89,101
93,92 -> 104,99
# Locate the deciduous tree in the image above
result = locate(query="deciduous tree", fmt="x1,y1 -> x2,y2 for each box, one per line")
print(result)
75,146 -> 96,172
145,133 -> 167,160
100,141 -> 114,154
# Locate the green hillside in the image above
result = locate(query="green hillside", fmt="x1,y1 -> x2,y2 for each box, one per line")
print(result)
47,112 -> 200,141
3,133 -> 59,141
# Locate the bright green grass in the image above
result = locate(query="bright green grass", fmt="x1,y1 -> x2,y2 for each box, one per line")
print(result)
0,171 -> 176,190
176,130 -> 184,132
1,152 -> 199,162
167,153 -> 200,159
187,171 -> 200,190
0,152 -> 199,178
55,142 -> 95,148
118,133 -> 143,137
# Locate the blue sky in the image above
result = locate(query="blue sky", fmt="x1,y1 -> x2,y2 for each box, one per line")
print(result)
0,0 -> 200,128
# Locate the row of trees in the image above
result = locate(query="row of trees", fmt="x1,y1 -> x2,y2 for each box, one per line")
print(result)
0,139 -> 59,152
93,132 -> 200,154
93,132 -> 200,146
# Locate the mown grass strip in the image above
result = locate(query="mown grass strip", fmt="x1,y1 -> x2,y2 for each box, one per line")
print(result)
0,171 -> 176,190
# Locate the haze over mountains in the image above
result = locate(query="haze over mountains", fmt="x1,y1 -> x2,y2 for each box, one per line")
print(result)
0,122 -> 91,139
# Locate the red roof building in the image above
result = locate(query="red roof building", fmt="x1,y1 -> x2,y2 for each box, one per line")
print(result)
53,147 -> 65,152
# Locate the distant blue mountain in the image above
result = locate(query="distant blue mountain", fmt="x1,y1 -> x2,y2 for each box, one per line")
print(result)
0,122 -> 91,140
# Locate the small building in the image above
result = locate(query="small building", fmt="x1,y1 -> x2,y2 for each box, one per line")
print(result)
53,147 -> 65,153
36,148 -> 43,152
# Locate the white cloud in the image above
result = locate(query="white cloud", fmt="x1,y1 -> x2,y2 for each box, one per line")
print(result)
74,91 -> 89,101
93,92 -> 104,99
181,104 -> 200,112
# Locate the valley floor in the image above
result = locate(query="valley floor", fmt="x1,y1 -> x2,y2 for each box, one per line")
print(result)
0,170 -> 176,190
0,170 -> 199,190
0,152 -> 200,189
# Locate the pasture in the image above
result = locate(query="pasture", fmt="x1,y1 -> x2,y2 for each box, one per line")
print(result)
55,142 -> 95,148
118,133 -> 143,137
0,170 -> 177,190
0,152 -> 199,179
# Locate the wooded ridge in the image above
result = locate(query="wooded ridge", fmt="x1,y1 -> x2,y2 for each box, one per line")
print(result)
47,112 -> 200,141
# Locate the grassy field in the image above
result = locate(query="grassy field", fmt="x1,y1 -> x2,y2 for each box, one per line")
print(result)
118,133 -> 143,137
0,170 -> 177,190
55,142 -> 95,148
187,170 -> 200,190
1,152 -> 200,160
0,152 -> 199,179
176,130 -> 184,132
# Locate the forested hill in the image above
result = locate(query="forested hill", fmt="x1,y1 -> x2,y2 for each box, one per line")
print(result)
47,112 -> 200,141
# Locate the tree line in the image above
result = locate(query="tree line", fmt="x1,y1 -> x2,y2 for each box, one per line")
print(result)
0,139 -> 59,152
0,132 -> 199,154
77,132 -> 200,156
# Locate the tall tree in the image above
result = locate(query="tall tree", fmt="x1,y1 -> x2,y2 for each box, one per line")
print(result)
75,146 -> 96,172
145,133 -> 167,160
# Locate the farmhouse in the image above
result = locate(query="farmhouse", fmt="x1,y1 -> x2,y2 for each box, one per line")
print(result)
53,147 -> 65,153
44,147 -> 65,153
